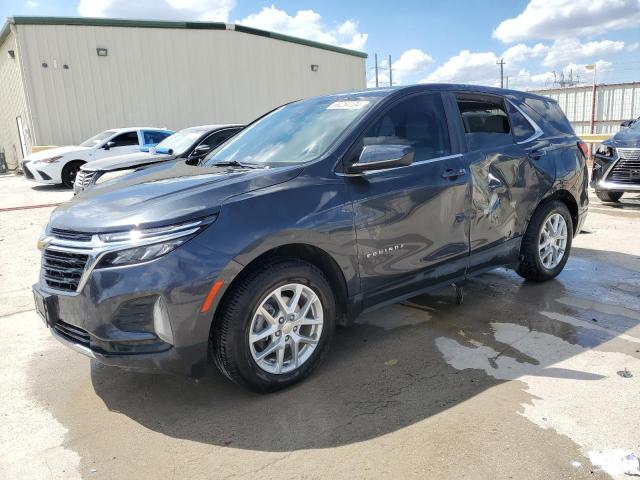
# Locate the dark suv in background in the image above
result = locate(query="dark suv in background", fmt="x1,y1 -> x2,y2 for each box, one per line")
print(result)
74,124 -> 243,194
591,119 -> 640,202
34,85 -> 588,392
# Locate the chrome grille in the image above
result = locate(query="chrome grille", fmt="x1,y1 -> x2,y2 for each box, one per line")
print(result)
75,170 -> 96,188
43,249 -> 88,292
54,319 -> 90,347
50,228 -> 92,242
610,148 -> 640,184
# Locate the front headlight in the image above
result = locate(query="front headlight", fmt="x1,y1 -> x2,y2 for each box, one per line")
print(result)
95,168 -> 135,185
36,155 -> 63,164
36,223 -> 49,251
95,216 -> 216,268
595,144 -> 614,157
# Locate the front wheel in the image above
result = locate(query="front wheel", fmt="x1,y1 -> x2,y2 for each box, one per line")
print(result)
211,259 -> 335,392
61,161 -> 84,188
517,200 -> 573,282
595,190 -> 623,202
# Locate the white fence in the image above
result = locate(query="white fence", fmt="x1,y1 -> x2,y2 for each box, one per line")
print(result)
533,82 -> 640,135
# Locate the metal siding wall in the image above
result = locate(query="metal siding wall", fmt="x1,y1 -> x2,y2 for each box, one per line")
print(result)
533,83 -> 640,135
0,28 -> 31,170
18,24 -> 366,146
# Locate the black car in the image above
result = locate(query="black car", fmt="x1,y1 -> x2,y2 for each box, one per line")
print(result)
34,84 -> 588,392
591,119 -> 640,202
73,124 -> 243,194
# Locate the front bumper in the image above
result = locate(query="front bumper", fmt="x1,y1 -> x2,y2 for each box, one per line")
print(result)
591,149 -> 640,192
22,160 -> 61,184
34,232 -> 242,377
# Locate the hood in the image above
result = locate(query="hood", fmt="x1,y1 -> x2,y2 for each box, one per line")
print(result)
24,145 -> 91,161
607,128 -> 640,148
49,161 -> 303,232
83,152 -> 174,172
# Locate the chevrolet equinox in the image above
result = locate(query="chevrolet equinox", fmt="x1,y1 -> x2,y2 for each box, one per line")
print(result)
34,85 -> 588,392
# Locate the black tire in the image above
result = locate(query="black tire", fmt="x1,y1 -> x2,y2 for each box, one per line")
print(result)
61,161 -> 84,188
517,200 -> 573,282
211,258 -> 336,392
595,190 -> 623,202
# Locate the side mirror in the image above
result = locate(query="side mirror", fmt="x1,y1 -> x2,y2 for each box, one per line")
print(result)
348,144 -> 415,174
620,120 -> 632,128
103,141 -> 115,150
191,144 -> 211,157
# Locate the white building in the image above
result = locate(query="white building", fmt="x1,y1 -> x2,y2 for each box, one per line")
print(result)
0,16 -> 367,171
532,82 -> 640,135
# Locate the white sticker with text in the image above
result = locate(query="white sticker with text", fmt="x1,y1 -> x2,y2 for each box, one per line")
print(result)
327,100 -> 370,110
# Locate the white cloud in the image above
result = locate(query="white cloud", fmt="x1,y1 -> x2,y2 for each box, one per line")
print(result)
26,0 -> 38,7
502,43 -> 548,64
237,6 -> 368,51
627,42 -> 640,52
542,38 -> 625,67
78,0 -> 236,22
493,0 -> 640,42
422,50 -> 502,85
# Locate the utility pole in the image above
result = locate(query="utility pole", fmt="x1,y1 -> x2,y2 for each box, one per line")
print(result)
497,58 -> 505,88
585,63 -> 597,134
374,53 -> 379,88
388,54 -> 393,86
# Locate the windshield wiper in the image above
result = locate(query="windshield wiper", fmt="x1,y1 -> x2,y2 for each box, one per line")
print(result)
208,159 -> 262,169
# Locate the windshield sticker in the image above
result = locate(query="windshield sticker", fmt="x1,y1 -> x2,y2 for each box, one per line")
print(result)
327,100 -> 370,110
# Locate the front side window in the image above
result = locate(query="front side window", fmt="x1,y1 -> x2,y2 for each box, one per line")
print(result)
457,95 -> 512,149
155,130 -> 203,155
110,131 -> 139,147
201,129 -> 240,149
361,93 -> 451,162
203,95 -> 382,167
143,130 -> 171,145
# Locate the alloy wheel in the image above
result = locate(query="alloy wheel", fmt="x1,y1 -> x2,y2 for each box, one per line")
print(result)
248,283 -> 323,374
538,213 -> 568,269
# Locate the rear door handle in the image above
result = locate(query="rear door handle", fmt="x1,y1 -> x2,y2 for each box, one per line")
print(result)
442,168 -> 467,179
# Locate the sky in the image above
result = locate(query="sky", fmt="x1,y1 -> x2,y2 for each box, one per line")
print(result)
2,0 -> 640,90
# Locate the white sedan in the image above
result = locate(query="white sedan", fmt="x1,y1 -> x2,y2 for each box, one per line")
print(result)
21,127 -> 173,187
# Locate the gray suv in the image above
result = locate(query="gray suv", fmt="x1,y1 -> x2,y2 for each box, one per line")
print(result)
33,84 -> 588,391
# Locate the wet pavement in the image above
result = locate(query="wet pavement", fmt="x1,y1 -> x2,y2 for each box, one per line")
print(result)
1,175 -> 639,479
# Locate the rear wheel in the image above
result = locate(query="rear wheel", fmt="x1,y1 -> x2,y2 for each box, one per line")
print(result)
61,161 -> 84,188
595,190 -> 623,202
517,200 -> 573,282
211,259 -> 335,392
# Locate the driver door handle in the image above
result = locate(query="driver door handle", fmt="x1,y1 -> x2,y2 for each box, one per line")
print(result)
442,168 -> 467,179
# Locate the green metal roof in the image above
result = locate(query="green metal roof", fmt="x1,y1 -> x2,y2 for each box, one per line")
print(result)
0,16 -> 367,58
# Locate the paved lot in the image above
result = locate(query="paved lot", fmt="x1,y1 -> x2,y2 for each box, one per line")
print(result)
1,173 -> 639,479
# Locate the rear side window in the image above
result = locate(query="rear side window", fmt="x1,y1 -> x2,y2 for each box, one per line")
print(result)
456,95 -> 512,149
143,130 -> 171,145
506,102 -> 536,142
523,98 -> 574,135
362,93 -> 451,161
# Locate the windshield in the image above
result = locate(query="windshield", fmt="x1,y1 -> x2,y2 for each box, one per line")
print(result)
79,130 -> 116,147
629,119 -> 640,130
202,96 -> 379,167
155,130 -> 204,155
